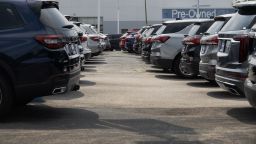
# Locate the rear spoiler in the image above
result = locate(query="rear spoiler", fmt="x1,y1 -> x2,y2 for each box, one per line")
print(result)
27,0 -> 59,14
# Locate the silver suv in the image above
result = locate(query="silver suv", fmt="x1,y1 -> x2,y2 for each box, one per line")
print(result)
150,20 -> 201,72
216,4 -> 256,95
199,14 -> 234,82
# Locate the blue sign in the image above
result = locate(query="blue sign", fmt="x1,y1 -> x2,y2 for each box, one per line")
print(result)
162,9 -> 237,19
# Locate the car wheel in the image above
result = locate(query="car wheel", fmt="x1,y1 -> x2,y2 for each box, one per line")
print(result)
173,55 -> 197,78
0,74 -> 13,117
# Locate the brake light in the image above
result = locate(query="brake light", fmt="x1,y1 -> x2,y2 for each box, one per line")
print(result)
153,35 -> 170,43
35,35 -> 66,49
233,34 -> 253,63
80,36 -> 87,42
201,34 -> 218,45
90,36 -> 100,42
183,35 -> 201,45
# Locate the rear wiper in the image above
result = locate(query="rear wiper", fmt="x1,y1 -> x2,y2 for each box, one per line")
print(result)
62,25 -> 74,29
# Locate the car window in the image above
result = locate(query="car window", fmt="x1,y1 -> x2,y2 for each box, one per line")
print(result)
151,25 -> 162,35
0,3 -> 24,30
156,25 -> 167,35
221,13 -> 256,32
162,22 -> 194,34
196,21 -> 214,34
206,20 -> 225,34
188,24 -> 200,35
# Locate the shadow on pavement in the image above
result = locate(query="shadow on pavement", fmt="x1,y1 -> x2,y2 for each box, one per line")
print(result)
85,61 -> 107,65
207,91 -> 245,101
0,105 -> 203,143
187,81 -> 219,88
227,108 -> 256,125
155,74 -> 201,81
79,80 -> 96,87
146,69 -> 170,74
45,91 -> 85,101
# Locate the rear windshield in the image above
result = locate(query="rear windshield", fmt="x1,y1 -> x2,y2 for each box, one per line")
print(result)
151,25 -> 162,35
188,21 -> 213,35
188,24 -> 200,35
221,13 -> 256,32
40,8 -> 71,29
206,20 -> 225,34
161,22 -> 194,34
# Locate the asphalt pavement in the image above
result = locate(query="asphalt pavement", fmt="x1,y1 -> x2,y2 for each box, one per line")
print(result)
0,51 -> 256,144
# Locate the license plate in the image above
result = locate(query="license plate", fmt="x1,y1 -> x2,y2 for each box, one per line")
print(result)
201,45 -> 208,54
225,41 -> 231,53
66,44 -> 78,55
219,41 -> 226,52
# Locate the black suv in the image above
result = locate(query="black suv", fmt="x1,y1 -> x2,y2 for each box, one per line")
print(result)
0,0 -> 81,116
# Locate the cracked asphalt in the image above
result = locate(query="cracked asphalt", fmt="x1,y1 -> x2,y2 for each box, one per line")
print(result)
1,51 -> 256,144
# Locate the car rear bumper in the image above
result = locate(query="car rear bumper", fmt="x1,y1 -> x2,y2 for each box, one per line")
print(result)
215,74 -> 245,96
15,69 -> 80,98
245,79 -> 256,107
150,56 -> 172,69
199,63 -> 216,81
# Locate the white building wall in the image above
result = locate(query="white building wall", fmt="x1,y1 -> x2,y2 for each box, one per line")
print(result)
57,0 -> 235,34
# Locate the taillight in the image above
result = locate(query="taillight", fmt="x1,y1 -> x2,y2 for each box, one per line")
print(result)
183,35 -> 201,45
35,35 -> 66,49
233,34 -> 253,63
153,35 -> 170,43
201,34 -> 218,45
80,36 -> 87,42
90,36 -> 100,42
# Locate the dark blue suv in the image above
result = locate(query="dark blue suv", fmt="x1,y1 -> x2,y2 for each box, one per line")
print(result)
0,0 -> 81,116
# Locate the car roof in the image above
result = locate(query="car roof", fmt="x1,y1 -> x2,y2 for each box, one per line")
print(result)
214,13 -> 236,20
163,19 -> 213,24
232,0 -> 256,8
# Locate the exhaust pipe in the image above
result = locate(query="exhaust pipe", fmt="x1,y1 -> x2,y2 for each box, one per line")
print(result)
72,85 -> 80,91
52,87 -> 67,95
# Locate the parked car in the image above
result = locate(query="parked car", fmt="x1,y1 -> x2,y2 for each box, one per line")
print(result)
0,0 -> 81,116
245,30 -> 256,107
107,34 -> 122,50
125,32 -> 137,53
216,2 -> 256,96
141,24 -> 162,61
73,22 -> 92,63
199,14 -> 234,82
80,24 -> 102,56
181,19 -> 214,78
150,19 -> 201,72
133,26 -> 149,54
119,30 -> 137,51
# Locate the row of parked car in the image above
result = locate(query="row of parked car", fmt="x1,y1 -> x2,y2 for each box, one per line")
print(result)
0,0 -> 109,117
120,0 -> 256,109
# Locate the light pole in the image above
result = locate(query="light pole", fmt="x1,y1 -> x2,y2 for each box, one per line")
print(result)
144,0 -> 148,25
196,0 -> 200,19
117,0 -> 120,34
97,0 -> 101,33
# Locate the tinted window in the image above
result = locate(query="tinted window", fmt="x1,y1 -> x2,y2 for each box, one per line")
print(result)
162,22 -> 193,34
206,21 -> 225,34
151,25 -> 162,35
0,3 -> 24,30
221,13 -> 256,32
188,25 -> 200,35
197,21 -> 214,34
40,8 -> 71,29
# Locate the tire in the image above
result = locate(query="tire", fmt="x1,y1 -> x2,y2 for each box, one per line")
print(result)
0,74 -> 14,117
173,55 -> 197,78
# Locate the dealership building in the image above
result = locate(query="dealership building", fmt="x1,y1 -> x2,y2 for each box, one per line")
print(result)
57,0 -> 236,34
